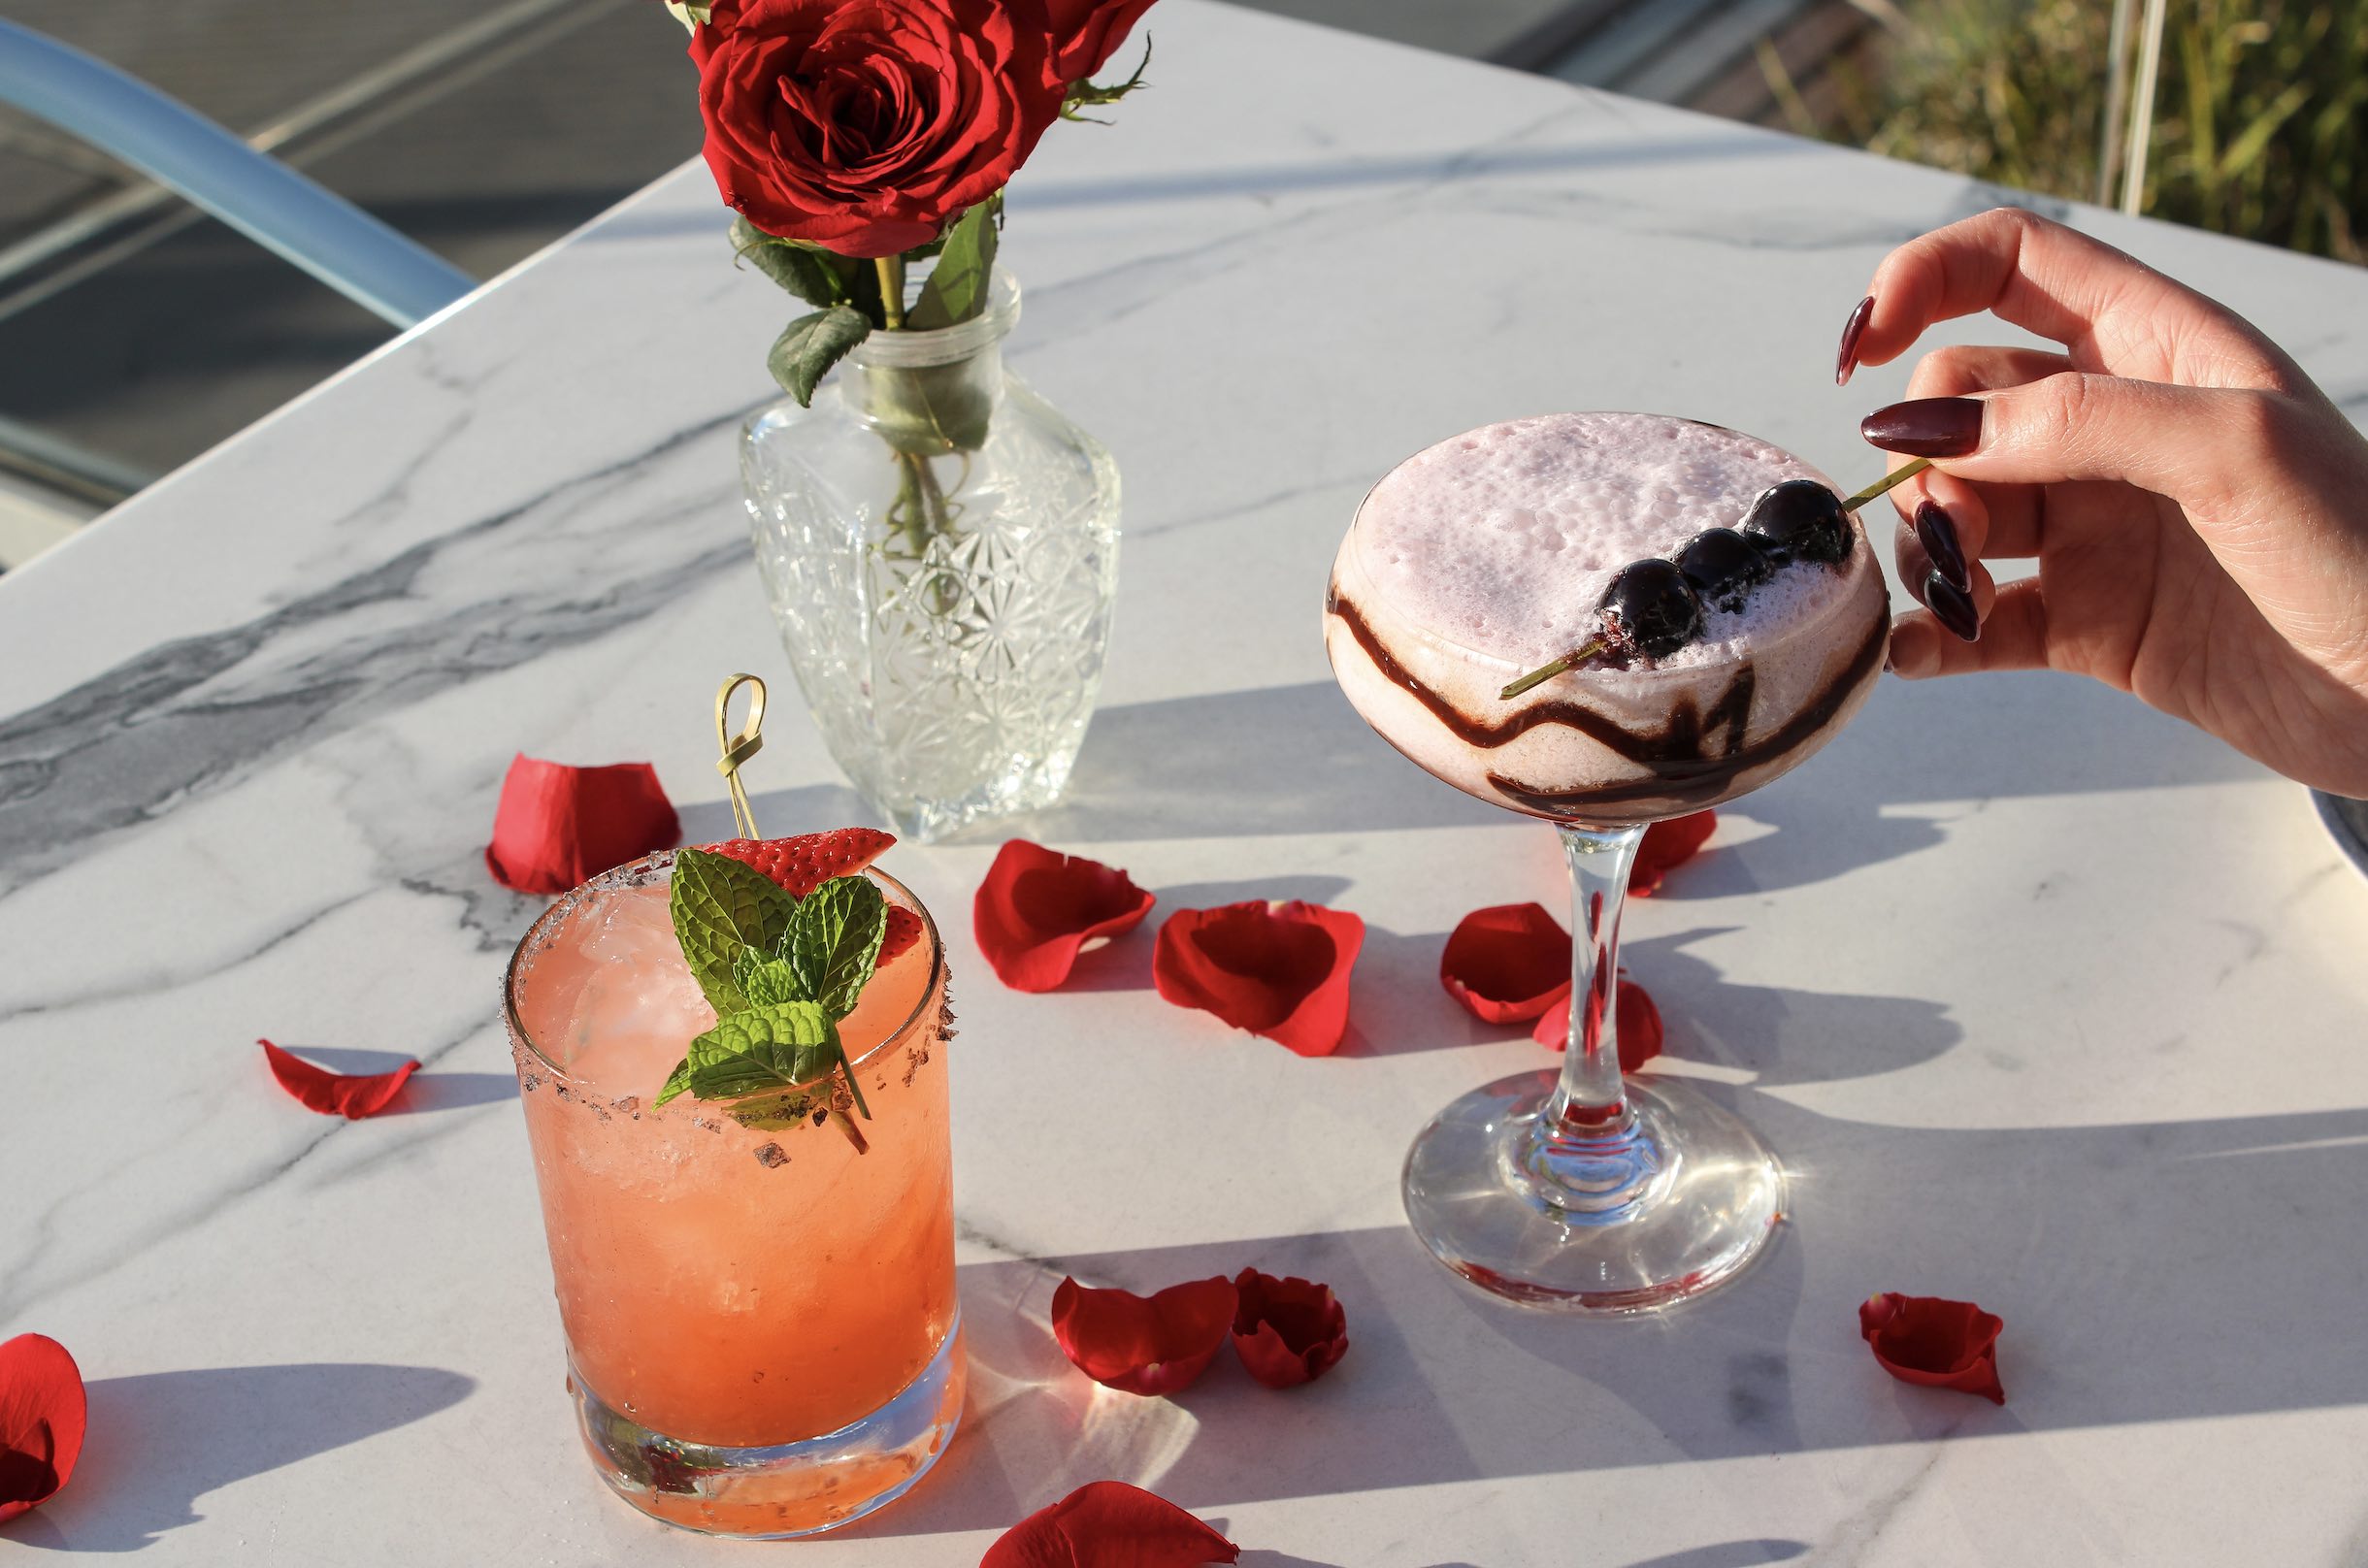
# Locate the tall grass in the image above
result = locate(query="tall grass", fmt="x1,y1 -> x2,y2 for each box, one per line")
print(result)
1775,0 -> 2368,262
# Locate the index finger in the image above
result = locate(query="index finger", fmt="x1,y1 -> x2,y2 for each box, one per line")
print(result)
1848,208 -> 2277,387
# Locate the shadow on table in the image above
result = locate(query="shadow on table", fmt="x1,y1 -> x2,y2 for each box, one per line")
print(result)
0,1363 -> 474,1552
842,1089 -> 2368,1547
701,667 -> 2258,893
1022,668 -> 2262,890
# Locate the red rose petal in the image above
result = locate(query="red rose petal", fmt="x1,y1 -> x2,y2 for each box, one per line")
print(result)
1051,1276 -> 1236,1397
1230,1269 -> 1349,1390
982,1480 -> 1239,1568
0,1334 -> 86,1524
1529,975 -> 1663,1071
1042,0 -> 1163,87
483,755 -> 680,897
259,1039 -> 419,1120
1152,901 -> 1364,1058
1628,809 -> 1717,897
1439,903 -> 1571,1025
974,840 -> 1155,992
1858,1292 -> 2006,1404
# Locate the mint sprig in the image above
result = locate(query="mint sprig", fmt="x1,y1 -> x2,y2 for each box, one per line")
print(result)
657,859 -> 891,1134
671,848 -> 799,1014
784,875 -> 888,1018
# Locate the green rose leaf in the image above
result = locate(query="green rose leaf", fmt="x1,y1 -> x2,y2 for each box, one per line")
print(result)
684,1000 -> 843,1101
768,306 -> 873,408
780,875 -> 887,1018
662,1 -> 713,31
670,847 -> 800,1014
905,198 -> 999,330
731,216 -> 853,310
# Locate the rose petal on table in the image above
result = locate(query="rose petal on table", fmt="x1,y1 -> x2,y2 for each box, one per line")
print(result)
1628,809 -> 1717,897
0,1334 -> 86,1525
981,1479 -> 1240,1567
1230,1268 -> 1349,1389
1439,902 -> 1571,1024
1051,1276 -> 1237,1396
259,1039 -> 419,1119
482,755 -> 680,896
1529,976 -> 1663,1071
1152,901 -> 1364,1058
974,840 -> 1155,992
1858,1292 -> 2006,1404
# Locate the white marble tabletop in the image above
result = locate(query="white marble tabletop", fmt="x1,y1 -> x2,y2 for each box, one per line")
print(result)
6,4 -> 2368,1563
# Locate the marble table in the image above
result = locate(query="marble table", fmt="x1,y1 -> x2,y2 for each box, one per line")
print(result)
6,4 -> 2367,1562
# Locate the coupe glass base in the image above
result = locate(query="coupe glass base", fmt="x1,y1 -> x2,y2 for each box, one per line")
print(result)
570,1317 -> 966,1538
1402,1073 -> 1784,1314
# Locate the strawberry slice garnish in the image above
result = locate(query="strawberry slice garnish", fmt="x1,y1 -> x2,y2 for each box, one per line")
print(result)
701,829 -> 922,968
703,829 -> 895,898
878,904 -> 924,965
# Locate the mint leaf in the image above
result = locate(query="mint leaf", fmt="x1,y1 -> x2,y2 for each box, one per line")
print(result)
906,198 -> 998,330
768,306 -> 872,408
734,949 -> 810,1009
684,1000 -> 842,1100
670,847 -> 799,1015
653,1056 -> 695,1108
781,875 -> 887,1018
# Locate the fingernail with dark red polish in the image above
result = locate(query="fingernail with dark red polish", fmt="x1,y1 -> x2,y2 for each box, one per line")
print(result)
1913,500 -> 1971,594
1924,572 -> 1980,642
1835,295 -> 1873,386
1862,397 -> 1985,458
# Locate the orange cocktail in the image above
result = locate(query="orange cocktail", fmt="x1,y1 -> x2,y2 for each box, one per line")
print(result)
504,851 -> 961,1537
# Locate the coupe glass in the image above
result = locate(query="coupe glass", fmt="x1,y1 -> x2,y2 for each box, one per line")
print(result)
1324,413 -> 1889,1312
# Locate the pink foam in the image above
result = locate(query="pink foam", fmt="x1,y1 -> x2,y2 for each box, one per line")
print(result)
1347,412 -> 1858,670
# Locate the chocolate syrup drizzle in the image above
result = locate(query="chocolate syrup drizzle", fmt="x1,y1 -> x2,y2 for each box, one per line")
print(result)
1328,587 -> 1887,812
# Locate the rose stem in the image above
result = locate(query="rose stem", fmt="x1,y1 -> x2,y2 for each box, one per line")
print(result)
1494,459 -> 1935,702
875,255 -> 905,331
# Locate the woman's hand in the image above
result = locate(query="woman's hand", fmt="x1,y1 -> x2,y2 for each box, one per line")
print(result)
1839,207 -> 2368,797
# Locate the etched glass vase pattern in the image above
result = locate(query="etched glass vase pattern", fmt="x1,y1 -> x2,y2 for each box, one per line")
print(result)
741,274 -> 1121,842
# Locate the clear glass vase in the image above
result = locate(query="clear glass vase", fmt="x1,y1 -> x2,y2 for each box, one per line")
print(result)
741,272 -> 1121,842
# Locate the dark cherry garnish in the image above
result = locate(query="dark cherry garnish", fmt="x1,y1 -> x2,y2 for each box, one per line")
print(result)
1598,559 -> 1702,661
1675,527 -> 1772,612
1740,479 -> 1852,566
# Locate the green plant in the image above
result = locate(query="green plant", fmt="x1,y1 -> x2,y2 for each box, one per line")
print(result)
1769,0 -> 2368,262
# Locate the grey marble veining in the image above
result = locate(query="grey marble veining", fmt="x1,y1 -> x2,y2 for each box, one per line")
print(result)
5,4 -> 2368,1563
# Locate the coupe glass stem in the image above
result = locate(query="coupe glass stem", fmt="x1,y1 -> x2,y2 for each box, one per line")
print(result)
1525,822 -> 1658,1217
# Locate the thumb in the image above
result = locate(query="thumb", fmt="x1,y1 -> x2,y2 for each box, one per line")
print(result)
1863,374 -> 2273,511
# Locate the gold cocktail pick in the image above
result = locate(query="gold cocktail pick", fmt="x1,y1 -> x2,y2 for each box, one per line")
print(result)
713,672 -> 767,839
708,671 -> 874,1150
1496,459 -> 1932,702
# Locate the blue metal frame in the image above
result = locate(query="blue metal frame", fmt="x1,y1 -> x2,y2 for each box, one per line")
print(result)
0,19 -> 475,328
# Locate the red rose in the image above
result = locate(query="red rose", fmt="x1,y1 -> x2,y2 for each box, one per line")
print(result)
1043,0 -> 1157,88
692,0 -> 1064,259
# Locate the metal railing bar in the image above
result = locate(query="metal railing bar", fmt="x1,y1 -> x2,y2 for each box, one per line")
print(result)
0,0 -> 626,298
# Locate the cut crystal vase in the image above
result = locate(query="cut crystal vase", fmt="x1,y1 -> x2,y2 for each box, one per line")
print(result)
742,272 -> 1121,842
